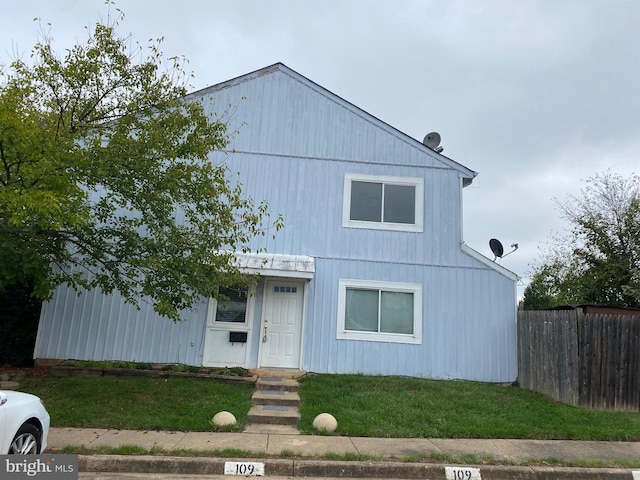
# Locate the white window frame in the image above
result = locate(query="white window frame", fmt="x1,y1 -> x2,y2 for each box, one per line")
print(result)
206,283 -> 256,332
337,279 -> 422,344
342,173 -> 424,232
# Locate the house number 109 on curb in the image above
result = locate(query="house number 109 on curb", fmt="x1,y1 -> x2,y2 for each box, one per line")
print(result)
445,466 -> 482,480
224,461 -> 265,476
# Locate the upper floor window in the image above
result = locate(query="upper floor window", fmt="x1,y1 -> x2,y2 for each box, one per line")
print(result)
343,174 -> 424,232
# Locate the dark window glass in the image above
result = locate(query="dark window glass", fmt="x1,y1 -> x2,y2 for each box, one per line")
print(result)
345,288 -> 414,335
350,181 -> 382,221
383,184 -> 415,224
215,286 -> 247,323
345,288 -> 379,331
274,286 -> 297,293
380,291 -> 413,333
350,181 -> 415,224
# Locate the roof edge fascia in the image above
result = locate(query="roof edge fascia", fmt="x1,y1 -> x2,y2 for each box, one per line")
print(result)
461,243 -> 519,281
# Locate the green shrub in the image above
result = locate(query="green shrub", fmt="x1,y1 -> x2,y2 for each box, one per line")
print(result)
0,282 -> 42,366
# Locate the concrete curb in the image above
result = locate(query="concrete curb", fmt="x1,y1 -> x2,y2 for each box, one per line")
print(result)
79,455 -> 636,479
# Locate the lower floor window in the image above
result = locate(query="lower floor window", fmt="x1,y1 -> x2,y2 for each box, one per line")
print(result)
207,283 -> 253,326
215,286 -> 248,323
337,279 -> 422,344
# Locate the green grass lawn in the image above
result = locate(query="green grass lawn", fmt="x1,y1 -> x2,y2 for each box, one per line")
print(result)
20,373 -> 640,440
21,376 -> 254,432
298,375 -> 640,440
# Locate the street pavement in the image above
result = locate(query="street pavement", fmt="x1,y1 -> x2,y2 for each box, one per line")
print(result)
49,427 -> 640,479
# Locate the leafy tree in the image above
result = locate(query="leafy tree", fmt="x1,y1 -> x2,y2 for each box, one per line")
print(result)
522,270 -> 556,310
522,257 -> 586,310
0,11 -> 281,321
524,171 -> 640,309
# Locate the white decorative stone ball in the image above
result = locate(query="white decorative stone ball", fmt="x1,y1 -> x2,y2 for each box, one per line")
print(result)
312,413 -> 338,432
212,411 -> 237,426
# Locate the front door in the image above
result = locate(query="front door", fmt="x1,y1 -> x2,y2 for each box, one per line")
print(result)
260,280 -> 304,368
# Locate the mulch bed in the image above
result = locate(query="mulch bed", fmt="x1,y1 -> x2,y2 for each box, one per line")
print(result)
0,366 -> 50,378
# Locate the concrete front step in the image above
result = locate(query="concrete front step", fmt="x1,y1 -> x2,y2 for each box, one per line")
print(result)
256,377 -> 299,392
247,405 -> 301,425
248,368 -> 305,379
246,376 -> 301,431
252,389 -> 300,407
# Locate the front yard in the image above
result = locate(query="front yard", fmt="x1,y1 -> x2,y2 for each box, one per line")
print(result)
17,372 -> 640,440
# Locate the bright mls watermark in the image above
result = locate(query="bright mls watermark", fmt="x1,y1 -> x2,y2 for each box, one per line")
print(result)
1,455 -> 78,479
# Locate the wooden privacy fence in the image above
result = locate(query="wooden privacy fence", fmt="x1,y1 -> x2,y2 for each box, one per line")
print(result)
517,310 -> 640,411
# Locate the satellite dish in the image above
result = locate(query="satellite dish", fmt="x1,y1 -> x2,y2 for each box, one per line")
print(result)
423,132 -> 441,149
489,238 -> 519,261
489,238 -> 504,260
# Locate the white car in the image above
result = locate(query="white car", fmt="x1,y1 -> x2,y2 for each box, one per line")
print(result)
0,390 -> 50,454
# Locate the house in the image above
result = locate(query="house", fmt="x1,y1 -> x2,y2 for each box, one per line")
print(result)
34,63 -> 518,382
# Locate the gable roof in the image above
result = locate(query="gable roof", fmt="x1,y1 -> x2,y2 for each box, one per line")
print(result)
189,63 -> 478,186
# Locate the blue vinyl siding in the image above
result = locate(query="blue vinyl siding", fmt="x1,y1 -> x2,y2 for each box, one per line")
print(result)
215,149 -> 465,264
35,285 -> 208,365
34,64 -> 517,382
302,258 -> 516,382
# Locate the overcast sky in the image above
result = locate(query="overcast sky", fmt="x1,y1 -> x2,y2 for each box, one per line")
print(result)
2,0 -> 639,298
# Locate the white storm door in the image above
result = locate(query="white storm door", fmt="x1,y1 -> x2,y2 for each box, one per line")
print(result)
260,280 -> 304,368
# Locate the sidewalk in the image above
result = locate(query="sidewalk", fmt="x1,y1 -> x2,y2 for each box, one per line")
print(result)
49,427 -> 640,461
49,427 -> 640,479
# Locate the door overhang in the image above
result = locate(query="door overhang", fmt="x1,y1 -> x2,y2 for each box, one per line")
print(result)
234,253 -> 315,279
